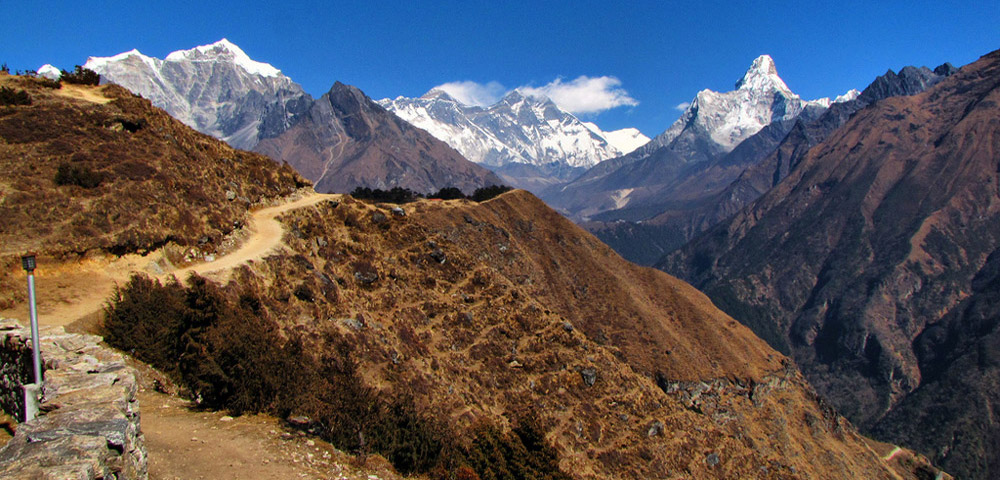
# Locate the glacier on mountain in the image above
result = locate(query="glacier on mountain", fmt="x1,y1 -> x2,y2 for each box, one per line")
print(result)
85,39 -> 307,150
380,89 -> 648,170
645,55 -> 851,162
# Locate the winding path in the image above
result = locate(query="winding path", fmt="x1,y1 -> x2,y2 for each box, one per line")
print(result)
2,192 -> 336,329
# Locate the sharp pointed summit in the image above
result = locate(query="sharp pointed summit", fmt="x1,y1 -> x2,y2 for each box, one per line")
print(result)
735,54 -> 790,92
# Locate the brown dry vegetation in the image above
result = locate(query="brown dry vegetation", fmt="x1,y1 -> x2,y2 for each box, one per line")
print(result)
129,189 -> 942,479
0,73 -> 307,308
0,73 -> 947,479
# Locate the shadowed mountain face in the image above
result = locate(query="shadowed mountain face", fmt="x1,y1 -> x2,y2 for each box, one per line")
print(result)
254,82 -> 503,194
661,50 -> 1000,479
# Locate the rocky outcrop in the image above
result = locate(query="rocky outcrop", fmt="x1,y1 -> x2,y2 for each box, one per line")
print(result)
0,319 -> 147,479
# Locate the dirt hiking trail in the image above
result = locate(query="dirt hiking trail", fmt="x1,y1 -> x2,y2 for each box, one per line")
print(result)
1,191 -> 408,479
2,191 -> 337,329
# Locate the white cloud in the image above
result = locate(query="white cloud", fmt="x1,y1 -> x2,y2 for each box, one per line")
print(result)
674,102 -> 691,112
431,80 -> 506,107
518,76 -> 638,115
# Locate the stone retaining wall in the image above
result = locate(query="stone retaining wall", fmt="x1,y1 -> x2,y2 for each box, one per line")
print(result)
0,319 -> 147,479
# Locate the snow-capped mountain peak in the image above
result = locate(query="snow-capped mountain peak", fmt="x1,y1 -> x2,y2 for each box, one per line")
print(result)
380,88 -> 637,170
734,54 -> 792,93
36,64 -> 61,80
86,49 -> 162,74
163,38 -> 282,77
582,122 -> 650,155
651,55 -> 827,158
834,89 -> 861,103
85,40 -> 306,150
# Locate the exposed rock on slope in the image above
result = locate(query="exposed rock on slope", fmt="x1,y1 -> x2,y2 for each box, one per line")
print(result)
662,50 -> 1000,479
254,82 -> 503,194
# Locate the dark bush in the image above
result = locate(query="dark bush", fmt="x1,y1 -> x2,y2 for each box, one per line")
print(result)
60,65 -> 100,85
55,162 -> 104,188
102,274 -> 185,368
470,185 -> 513,202
350,186 -> 422,204
102,273 -> 570,479
462,420 -> 571,480
429,187 -> 467,200
0,86 -> 31,106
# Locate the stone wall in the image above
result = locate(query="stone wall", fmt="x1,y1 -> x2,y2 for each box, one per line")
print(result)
0,319 -> 147,479
0,320 -> 33,422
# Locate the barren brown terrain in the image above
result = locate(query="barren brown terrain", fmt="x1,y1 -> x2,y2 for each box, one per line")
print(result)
0,73 -> 948,479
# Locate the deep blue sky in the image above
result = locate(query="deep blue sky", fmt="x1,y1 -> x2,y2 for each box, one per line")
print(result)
3,1 -> 997,136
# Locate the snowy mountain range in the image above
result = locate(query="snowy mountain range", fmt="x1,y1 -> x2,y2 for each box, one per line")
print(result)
84,40 -> 500,193
544,54 -> 857,220
85,39 -> 310,150
379,89 -> 649,170
638,55 -> 851,163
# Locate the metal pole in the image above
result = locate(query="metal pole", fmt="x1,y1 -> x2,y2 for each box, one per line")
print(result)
26,271 -> 42,385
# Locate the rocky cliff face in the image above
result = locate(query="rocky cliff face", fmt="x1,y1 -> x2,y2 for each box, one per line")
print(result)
254,82 -> 503,194
661,50 -> 1000,479
85,39 -> 311,150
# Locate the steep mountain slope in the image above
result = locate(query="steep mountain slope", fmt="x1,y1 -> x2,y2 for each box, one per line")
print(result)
0,71 -> 305,308
380,90 -> 647,189
254,82 -> 502,193
85,41 -> 500,194
85,39 -> 311,150
662,50 -> 1000,479
545,55 -> 834,222
0,74 -> 944,479
591,63 -> 954,265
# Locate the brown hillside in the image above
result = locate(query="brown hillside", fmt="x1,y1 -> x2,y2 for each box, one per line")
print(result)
205,189 -> 941,479
0,73 -> 943,479
0,73 -> 306,307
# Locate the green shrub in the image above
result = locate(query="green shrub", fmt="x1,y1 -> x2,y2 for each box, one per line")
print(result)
102,274 -> 185,368
60,65 -> 100,85
461,420 -> 570,480
350,186 -> 422,204
0,86 -> 30,106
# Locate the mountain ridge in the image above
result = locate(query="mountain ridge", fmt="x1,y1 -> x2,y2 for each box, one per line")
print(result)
660,49 -> 1000,479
